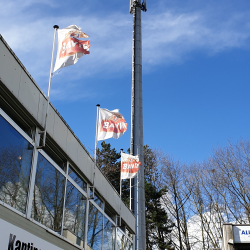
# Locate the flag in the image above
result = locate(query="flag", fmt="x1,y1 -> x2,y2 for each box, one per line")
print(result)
97,108 -> 127,141
121,152 -> 141,179
53,25 -> 90,72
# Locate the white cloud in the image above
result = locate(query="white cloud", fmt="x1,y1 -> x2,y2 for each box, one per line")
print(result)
1,0 -> 250,100
143,9 -> 250,67
0,0 -> 54,16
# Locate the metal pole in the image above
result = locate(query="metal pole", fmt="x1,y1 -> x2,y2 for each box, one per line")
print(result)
92,104 -> 100,197
120,149 -> 123,227
130,1 -> 146,249
38,25 -> 59,148
120,149 -> 123,197
84,185 -> 90,249
130,178 -> 132,210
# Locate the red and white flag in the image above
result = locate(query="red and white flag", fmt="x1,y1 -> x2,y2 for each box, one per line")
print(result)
121,152 -> 141,179
97,108 -> 127,141
53,25 -> 90,72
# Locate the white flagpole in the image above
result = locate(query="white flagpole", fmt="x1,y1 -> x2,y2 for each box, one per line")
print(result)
120,149 -> 123,197
92,104 -> 100,197
38,25 -> 59,149
137,169 -> 139,247
120,149 -> 123,227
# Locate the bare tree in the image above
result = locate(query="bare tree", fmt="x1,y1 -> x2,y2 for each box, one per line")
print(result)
158,152 -> 191,250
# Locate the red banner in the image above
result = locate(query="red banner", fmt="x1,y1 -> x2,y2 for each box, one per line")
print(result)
59,37 -> 90,59
121,152 -> 141,179
100,119 -> 127,133
121,161 -> 141,174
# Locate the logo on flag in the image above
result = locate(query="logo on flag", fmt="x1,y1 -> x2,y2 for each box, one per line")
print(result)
121,152 -> 141,179
54,25 -> 90,72
97,108 -> 127,141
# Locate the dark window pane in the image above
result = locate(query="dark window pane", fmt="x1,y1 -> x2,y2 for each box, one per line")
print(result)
103,216 -> 115,250
63,181 -> 86,247
68,165 -> 87,192
32,153 -> 65,233
0,115 -> 33,214
88,203 -> 103,250
42,145 -> 66,171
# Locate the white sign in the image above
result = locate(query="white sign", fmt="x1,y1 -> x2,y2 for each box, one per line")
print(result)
0,218 -> 63,250
233,225 -> 250,243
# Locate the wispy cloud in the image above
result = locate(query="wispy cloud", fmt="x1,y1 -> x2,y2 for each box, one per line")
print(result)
143,9 -> 250,67
50,81 -> 96,102
1,0 -> 250,100
0,0 -> 54,16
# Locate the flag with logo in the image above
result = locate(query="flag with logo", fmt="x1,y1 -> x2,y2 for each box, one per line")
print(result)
121,152 -> 141,179
53,25 -> 90,72
97,108 -> 127,141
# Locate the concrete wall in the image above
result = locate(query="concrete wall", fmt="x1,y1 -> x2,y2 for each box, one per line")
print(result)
222,224 -> 234,250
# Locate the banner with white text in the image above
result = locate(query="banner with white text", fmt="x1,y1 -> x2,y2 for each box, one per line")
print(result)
97,108 -> 127,141
121,152 -> 141,179
53,25 -> 90,72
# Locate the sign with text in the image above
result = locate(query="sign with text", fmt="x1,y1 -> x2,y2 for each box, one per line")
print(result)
233,225 -> 250,243
0,218 -> 63,250
121,152 -> 141,179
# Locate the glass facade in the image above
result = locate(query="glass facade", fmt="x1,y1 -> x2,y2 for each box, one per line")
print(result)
103,216 -> 115,250
88,203 -> 104,249
0,115 -> 33,214
32,152 -> 65,233
68,165 -> 87,192
63,180 -> 86,247
0,110 -> 133,250
117,229 -> 133,250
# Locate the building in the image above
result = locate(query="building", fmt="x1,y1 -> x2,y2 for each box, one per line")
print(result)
0,35 -> 135,250
222,224 -> 250,250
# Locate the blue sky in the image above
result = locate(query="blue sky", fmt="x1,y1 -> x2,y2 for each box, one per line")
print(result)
1,0 -> 250,164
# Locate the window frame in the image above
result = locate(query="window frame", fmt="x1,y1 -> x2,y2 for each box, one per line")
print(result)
0,108 -> 133,249
0,108 -> 35,215
0,108 -> 35,146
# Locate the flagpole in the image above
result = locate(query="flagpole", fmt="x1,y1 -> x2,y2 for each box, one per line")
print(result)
92,104 -> 100,197
120,149 -> 124,227
120,149 -> 124,197
38,25 -> 59,149
130,178 -> 132,210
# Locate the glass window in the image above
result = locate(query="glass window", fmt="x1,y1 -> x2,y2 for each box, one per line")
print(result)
68,165 -> 87,192
63,180 -> 86,247
88,203 -> 103,250
117,229 -> 133,250
32,153 -> 65,233
125,239 -> 133,250
126,228 -> 133,241
0,115 -> 33,214
103,216 -> 115,250
116,229 -> 124,250
90,189 -> 104,209
42,145 -> 66,171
